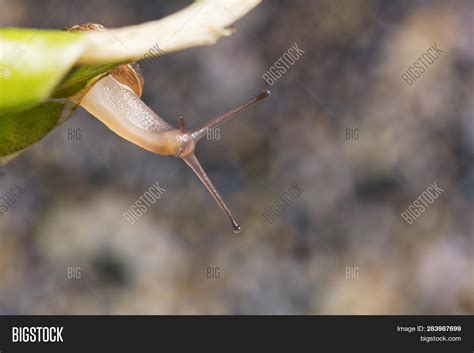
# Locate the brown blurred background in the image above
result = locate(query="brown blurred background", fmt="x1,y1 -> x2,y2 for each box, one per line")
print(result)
0,0 -> 472,314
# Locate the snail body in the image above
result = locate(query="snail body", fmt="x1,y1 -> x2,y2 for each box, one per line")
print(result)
81,75 -> 193,157
73,24 -> 270,233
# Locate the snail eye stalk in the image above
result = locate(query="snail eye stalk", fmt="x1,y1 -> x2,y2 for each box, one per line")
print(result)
182,153 -> 241,233
191,90 -> 270,142
181,91 -> 270,233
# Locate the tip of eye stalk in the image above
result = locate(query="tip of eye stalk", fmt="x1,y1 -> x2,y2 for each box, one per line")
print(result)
258,90 -> 271,99
231,219 -> 242,234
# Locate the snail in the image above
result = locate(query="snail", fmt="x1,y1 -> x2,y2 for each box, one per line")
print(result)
69,24 -> 270,233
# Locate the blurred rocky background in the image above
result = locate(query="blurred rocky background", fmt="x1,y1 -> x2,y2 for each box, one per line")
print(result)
0,0 -> 472,314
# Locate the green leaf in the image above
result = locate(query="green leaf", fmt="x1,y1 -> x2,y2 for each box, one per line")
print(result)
0,28 -> 86,112
0,100 -> 76,157
0,28 -> 124,160
52,62 -> 122,98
